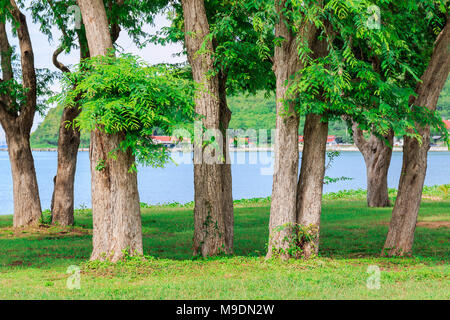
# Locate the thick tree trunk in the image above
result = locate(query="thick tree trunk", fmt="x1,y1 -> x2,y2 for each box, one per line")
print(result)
6,130 -> 42,227
383,18 -> 450,257
267,0 -> 323,259
294,22 -> 330,259
182,0 -> 230,257
296,114 -> 328,258
51,40 -> 90,226
77,0 -> 143,261
353,125 -> 393,207
0,4 -> 42,228
266,1 -> 301,259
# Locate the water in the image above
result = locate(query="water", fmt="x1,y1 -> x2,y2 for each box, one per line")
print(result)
0,151 -> 449,215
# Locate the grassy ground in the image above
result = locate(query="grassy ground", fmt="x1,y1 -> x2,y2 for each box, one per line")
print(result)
0,190 -> 448,300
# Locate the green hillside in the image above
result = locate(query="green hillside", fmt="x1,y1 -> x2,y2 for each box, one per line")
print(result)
31,79 -> 450,148
30,105 -> 90,148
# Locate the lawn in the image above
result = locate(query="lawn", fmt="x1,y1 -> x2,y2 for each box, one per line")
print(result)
0,192 -> 448,300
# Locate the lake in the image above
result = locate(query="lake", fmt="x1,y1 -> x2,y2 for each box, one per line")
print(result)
0,151 -> 449,215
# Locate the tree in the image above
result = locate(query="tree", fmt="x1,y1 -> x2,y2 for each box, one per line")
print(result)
383,13 -> 450,257
353,125 -> 393,207
173,0 -> 274,256
267,0 -> 316,259
264,0 -> 438,259
70,0 -> 195,262
349,0 -> 446,208
40,0 -> 90,226
180,0 -> 231,256
0,0 -> 42,227
30,0 -> 168,226
75,0 -> 141,261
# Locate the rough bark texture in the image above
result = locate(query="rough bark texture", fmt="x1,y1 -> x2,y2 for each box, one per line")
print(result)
353,125 -> 393,207
6,130 -> 42,227
182,0 -> 232,257
0,2 -> 42,227
296,114 -> 329,258
266,0 -> 301,259
267,1 -> 324,259
294,25 -> 331,259
51,39 -> 90,226
77,0 -> 143,261
218,72 -> 234,252
383,18 -> 450,257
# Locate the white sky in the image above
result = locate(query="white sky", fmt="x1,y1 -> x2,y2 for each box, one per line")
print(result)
0,7 -> 186,143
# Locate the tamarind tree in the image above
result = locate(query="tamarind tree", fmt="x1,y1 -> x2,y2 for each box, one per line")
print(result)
55,53 -> 194,261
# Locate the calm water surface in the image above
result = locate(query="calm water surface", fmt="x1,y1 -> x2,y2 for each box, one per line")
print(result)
0,151 -> 449,215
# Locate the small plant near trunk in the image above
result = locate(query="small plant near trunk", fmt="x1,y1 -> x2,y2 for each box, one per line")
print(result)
270,223 -> 318,259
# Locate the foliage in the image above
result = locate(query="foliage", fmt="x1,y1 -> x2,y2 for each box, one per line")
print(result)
27,0 -> 169,55
53,53 -> 195,168
271,223 -> 318,259
32,83 -> 450,147
153,0 -> 275,96
247,0 -> 449,141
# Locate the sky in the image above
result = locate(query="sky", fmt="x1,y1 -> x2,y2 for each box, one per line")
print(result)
0,6 -> 186,143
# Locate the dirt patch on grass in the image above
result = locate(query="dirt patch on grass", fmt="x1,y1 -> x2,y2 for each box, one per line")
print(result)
381,221 -> 450,229
0,224 -> 91,239
416,221 -> 450,229
8,260 -> 32,267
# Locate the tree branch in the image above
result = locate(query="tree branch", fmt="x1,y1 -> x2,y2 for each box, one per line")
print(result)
8,0 -> 37,129
0,22 -> 13,81
53,46 -> 71,73
352,122 -> 368,153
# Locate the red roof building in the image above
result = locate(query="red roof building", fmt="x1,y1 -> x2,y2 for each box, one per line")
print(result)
299,136 -> 337,144
444,120 -> 450,130
151,136 -> 174,143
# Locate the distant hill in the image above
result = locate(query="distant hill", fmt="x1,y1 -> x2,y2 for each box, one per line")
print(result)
30,79 -> 450,148
30,105 -> 90,148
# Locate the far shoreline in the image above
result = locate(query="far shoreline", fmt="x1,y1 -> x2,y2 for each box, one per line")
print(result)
1,146 -> 448,153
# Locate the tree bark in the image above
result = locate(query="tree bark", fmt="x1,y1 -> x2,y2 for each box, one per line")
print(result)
6,129 -> 42,227
218,72 -> 234,252
77,0 -> 143,261
294,22 -> 331,259
268,0 -> 331,259
182,0 -> 231,257
51,39 -> 90,226
383,17 -> 450,257
296,114 -> 328,258
266,0 -> 302,259
0,3 -> 42,227
353,125 -> 393,207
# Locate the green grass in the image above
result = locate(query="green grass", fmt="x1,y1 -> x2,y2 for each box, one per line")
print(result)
0,195 -> 449,299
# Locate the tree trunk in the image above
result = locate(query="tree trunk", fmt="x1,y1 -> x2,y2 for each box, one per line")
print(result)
51,38 -> 90,226
0,4 -> 42,228
267,1 -> 324,259
182,0 -> 231,257
77,0 -> 143,261
383,17 -> 450,257
353,125 -> 393,207
51,106 -> 81,226
296,114 -> 328,258
218,72 -> 234,252
294,21 -> 331,259
266,0 -> 301,259
6,129 -> 42,227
